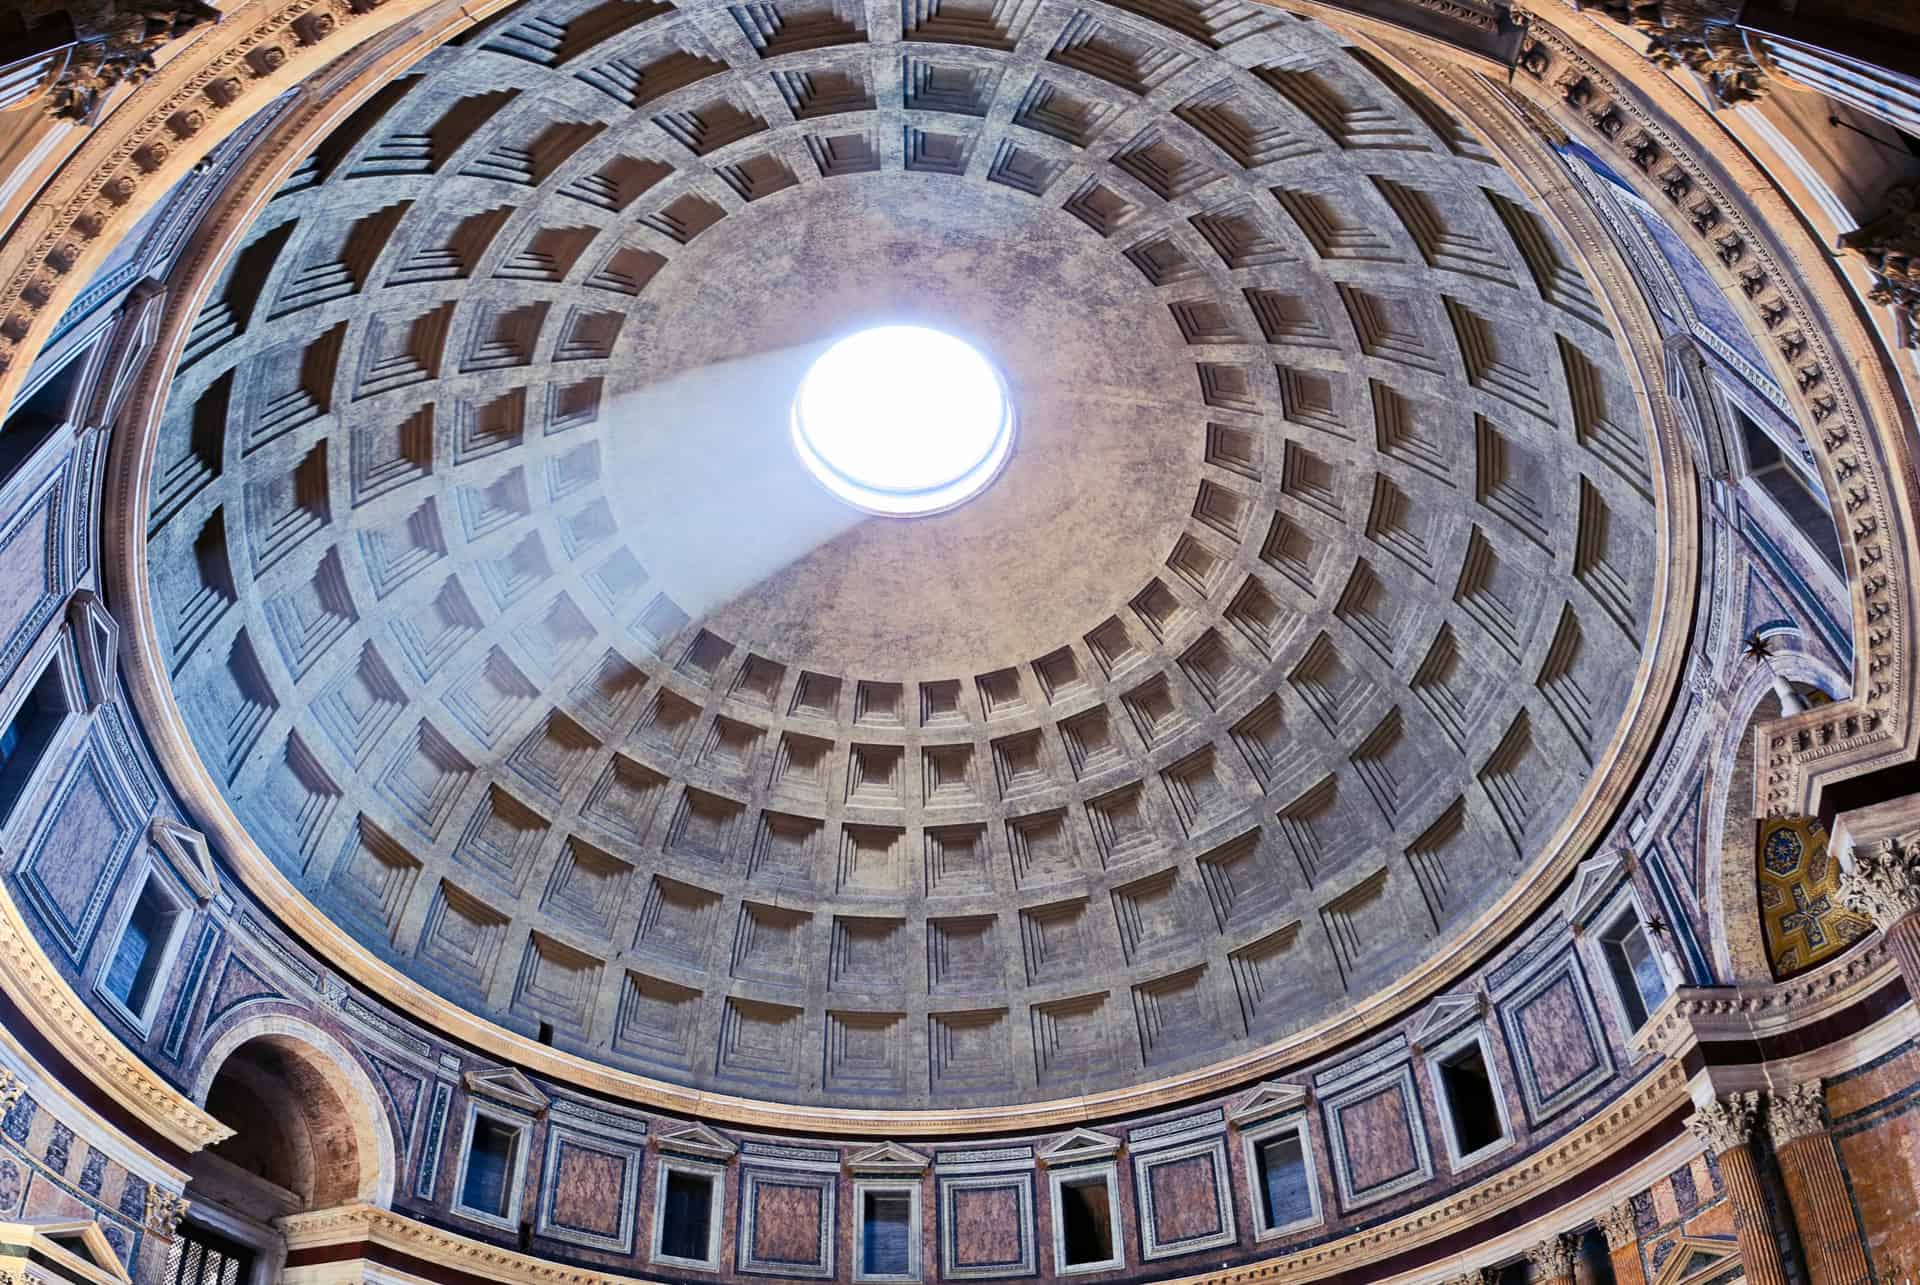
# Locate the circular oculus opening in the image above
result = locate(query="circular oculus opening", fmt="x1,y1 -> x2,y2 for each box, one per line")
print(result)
791,325 -> 1015,516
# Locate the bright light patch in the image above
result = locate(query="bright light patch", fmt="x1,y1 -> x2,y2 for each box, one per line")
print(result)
791,325 -> 1014,516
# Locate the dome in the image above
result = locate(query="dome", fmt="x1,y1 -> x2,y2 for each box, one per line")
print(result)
140,0 -> 1669,1111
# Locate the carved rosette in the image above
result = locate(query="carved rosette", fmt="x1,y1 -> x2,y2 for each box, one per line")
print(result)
1765,1081 -> 1828,1147
1686,1091 -> 1759,1156
1835,836 -> 1920,928
1840,184 -> 1919,349
1525,1234 -> 1578,1281
0,1070 -> 21,1114
1596,1202 -> 1638,1250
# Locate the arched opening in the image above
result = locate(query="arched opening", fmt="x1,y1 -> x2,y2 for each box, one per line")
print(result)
195,1035 -> 363,1216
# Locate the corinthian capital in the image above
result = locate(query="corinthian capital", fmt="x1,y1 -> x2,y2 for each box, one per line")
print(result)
1766,1081 -> 1828,1146
1835,836 -> 1920,928
1524,1234 -> 1577,1281
1686,1091 -> 1759,1155
1595,1201 -> 1637,1250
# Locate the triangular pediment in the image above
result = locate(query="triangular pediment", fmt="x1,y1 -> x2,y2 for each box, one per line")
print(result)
1038,1128 -> 1121,1164
656,1120 -> 736,1159
463,1067 -> 548,1115
151,817 -> 218,902
1226,1081 -> 1309,1126
1568,850 -> 1630,928
1410,993 -> 1482,1049
1650,1236 -> 1740,1285
0,1219 -> 131,1285
67,591 -> 118,712
847,1141 -> 930,1174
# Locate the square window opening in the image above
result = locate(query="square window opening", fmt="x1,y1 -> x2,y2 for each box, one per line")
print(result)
660,1168 -> 715,1264
104,874 -> 182,1018
861,1190 -> 913,1278
1437,1043 -> 1504,1158
1253,1129 -> 1313,1232
1058,1175 -> 1114,1268
460,1115 -> 521,1219
1601,909 -> 1668,1030
0,660 -> 70,826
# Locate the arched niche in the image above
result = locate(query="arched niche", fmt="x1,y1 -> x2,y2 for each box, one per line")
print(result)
188,1017 -> 395,1217
1701,643 -> 1853,982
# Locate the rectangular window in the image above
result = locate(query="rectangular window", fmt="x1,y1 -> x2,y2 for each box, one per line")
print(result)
660,1169 -> 715,1264
163,1222 -> 256,1285
1436,1042 -> 1506,1160
1057,1175 -> 1114,1268
1253,1130 -> 1314,1232
103,874 -> 182,1019
1602,909 -> 1669,1030
459,1116 -> 520,1219
861,1190 -> 912,1278
0,660 -> 69,826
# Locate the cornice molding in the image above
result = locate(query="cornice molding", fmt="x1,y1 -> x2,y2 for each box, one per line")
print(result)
1632,945 -> 1896,1059
0,882 -> 230,1152
1503,11 -> 1920,822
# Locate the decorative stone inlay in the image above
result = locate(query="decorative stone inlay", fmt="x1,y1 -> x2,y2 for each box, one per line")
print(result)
1835,836 -> 1920,928
1765,1081 -> 1828,1147
1685,1091 -> 1758,1156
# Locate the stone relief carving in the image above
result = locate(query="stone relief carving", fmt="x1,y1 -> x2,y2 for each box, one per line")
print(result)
1685,1090 -> 1759,1154
1836,835 -> 1920,927
1596,1201 -> 1637,1249
1840,184 -> 1919,350
21,0 -> 224,123
1765,1081 -> 1828,1146
1572,0 -> 1767,106
1524,1234 -> 1577,1279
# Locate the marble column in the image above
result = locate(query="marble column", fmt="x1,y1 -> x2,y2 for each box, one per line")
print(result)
1597,1202 -> 1644,1285
1526,1234 -> 1577,1285
1686,1094 -> 1789,1285
1768,1082 -> 1871,1285
1836,836 -> 1920,992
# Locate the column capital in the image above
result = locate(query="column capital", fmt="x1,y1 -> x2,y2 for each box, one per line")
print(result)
1835,835 -> 1920,929
1765,1081 -> 1828,1147
1687,1091 -> 1759,1155
1596,1201 -> 1638,1250
1442,1270 -> 1490,1285
1524,1233 -> 1577,1280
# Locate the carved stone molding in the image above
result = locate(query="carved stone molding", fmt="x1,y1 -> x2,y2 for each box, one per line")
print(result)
1561,0 -> 1767,106
0,884 -> 231,1151
142,1186 -> 187,1239
1765,1081 -> 1829,1147
1503,14 -> 1917,822
26,0 -> 225,123
1839,184 -> 1918,349
1596,1202 -> 1638,1250
1837,836 -> 1920,928
1524,1234 -> 1577,1280
1687,1092 -> 1760,1156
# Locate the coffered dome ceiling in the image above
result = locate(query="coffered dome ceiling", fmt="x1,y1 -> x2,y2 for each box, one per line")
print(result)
144,0 -> 1664,1108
